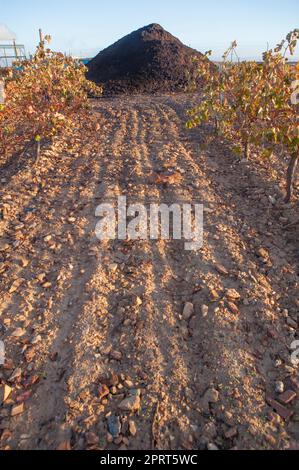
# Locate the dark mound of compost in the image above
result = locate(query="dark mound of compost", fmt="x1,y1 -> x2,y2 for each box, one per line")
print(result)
87,23 -> 206,95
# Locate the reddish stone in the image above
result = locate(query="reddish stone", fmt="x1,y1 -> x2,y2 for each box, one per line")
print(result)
99,384 -> 110,400
278,390 -> 297,405
227,302 -> 240,315
110,350 -> 123,361
266,396 -> 293,421
23,375 -> 40,389
16,391 -> 32,403
225,427 -> 238,439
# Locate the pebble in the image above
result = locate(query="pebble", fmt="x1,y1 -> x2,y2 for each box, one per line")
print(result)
99,384 -> 110,400
105,373 -> 119,387
227,302 -> 240,315
182,302 -> 194,321
202,422 -> 217,439
202,388 -> 219,409
275,381 -> 285,394
185,388 -> 194,400
129,420 -> 137,436
223,411 -> 234,426
107,415 -> 121,438
0,241 -> 10,252
225,427 -> 238,439
215,264 -> 229,276
9,279 -> 24,294
225,289 -> 241,301
201,305 -> 209,317
11,328 -> 26,338
257,247 -> 270,261
181,325 -> 189,339
31,334 -> 42,345
110,350 -> 123,361
278,390 -> 297,405
0,385 -> 12,404
266,396 -> 293,421
9,368 -> 22,382
210,289 -> 219,301
11,403 -> 24,417
109,263 -> 118,273
124,380 -> 134,388
118,395 -> 141,412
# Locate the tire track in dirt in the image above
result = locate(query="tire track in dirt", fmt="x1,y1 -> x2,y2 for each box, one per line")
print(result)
126,105 -> 193,449
153,99 -> 298,449
29,107 -> 150,450
125,100 -> 282,450
2,112 -> 118,449
151,101 -> 272,449
136,102 -> 218,449
131,102 -> 203,449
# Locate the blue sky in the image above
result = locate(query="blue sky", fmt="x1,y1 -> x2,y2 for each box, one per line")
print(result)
1,0 -> 298,60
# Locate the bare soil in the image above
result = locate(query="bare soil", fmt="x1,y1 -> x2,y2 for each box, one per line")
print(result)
0,93 -> 298,450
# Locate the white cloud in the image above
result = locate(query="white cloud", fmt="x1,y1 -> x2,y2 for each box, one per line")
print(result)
0,24 -> 16,41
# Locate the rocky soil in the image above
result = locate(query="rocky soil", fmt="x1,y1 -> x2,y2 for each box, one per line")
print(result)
0,93 -> 299,450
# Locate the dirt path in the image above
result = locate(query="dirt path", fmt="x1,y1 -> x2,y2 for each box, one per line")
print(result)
0,94 -> 298,450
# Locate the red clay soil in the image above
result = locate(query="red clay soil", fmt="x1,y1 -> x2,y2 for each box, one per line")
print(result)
87,24 -> 206,95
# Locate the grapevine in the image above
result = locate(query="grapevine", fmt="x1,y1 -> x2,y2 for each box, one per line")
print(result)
0,35 -> 102,165
187,30 -> 299,202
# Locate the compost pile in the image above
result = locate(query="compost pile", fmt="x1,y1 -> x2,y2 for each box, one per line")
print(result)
87,23 -> 206,95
